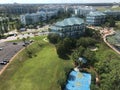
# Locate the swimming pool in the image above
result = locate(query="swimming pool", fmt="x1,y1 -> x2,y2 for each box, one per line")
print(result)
65,70 -> 91,90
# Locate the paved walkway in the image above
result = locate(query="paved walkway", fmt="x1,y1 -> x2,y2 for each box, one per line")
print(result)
103,35 -> 120,55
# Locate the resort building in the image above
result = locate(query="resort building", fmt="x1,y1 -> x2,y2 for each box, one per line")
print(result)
37,8 -> 59,19
86,11 -> 106,26
20,12 -> 46,25
20,7 -> 62,25
49,17 -> 86,38
75,6 -> 96,17
103,10 -> 120,20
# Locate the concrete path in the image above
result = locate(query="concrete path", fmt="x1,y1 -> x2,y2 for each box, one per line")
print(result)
103,30 -> 120,55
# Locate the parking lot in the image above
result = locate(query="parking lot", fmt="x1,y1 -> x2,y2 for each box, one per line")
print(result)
0,42 -> 23,70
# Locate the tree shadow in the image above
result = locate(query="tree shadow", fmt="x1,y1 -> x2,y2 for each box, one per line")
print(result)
59,54 -> 70,60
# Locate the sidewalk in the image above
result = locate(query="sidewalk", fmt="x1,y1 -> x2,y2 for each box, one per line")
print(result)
0,36 -> 17,43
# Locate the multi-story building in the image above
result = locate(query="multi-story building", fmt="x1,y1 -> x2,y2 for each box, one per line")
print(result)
20,11 -> 46,25
0,4 -> 38,14
20,7 -> 61,25
49,17 -> 85,38
86,11 -> 106,26
75,6 -> 96,17
103,10 -> 120,20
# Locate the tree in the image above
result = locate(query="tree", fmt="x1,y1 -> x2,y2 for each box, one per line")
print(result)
76,37 -> 97,48
99,60 -> 120,90
109,17 -> 115,27
72,46 -> 85,61
47,33 -> 61,44
106,16 -> 116,27
0,21 -> 4,36
56,42 -> 67,58
62,37 -> 76,53
83,48 -> 96,66
85,28 -> 94,37
15,19 -> 23,31
22,37 -> 26,44
72,46 -> 85,67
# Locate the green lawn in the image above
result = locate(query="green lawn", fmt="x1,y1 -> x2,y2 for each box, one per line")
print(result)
97,6 -> 120,12
0,36 -> 73,90
115,21 -> 120,30
95,43 -> 119,59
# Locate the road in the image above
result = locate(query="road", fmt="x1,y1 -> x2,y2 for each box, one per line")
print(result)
0,25 -> 50,43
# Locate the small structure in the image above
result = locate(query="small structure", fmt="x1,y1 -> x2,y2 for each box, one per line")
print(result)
78,57 -> 87,64
65,70 -> 91,90
89,46 -> 98,51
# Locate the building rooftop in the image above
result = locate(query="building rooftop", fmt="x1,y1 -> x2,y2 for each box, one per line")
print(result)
78,6 -> 96,11
54,17 -> 84,27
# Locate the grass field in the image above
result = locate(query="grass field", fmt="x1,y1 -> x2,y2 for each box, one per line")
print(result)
95,42 -> 120,60
115,21 -> 120,30
0,36 -> 73,90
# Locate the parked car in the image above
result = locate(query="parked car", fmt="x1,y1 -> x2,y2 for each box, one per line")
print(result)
0,61 -> 7,65
0,48 -> 3,51
3,58 -> 9,63
22,44 -> 26,46
13,42 -> 18,45
25,42 -> 30,45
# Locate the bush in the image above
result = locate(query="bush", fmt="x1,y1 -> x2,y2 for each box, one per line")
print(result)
76,37 -> 97,48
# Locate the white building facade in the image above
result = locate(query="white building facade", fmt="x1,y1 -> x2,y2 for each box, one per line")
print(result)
49,17 -> 86,38
86,11 -> 106,26
75,6 -> 96,17
20,7 -> 61,25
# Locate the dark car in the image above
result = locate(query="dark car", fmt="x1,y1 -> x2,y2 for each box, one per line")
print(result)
22,44 -> 26,46
25,42 -> 30,45
13,42 -> 18,45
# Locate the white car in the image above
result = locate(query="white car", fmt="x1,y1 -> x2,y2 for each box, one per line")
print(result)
0,48 -> 3,51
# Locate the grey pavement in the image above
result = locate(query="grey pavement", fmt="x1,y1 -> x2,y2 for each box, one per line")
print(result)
0,42 -> 23,70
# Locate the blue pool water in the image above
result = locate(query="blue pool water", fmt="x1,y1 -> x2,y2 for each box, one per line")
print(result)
65,70 -> 91,90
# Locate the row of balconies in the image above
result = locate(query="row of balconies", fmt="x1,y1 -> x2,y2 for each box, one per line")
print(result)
56,27 -> 85,32
60,31 -> 83,37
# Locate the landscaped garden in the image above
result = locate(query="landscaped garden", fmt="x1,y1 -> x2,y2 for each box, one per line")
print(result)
0,33 -> 120,90
0,36 -> 73,90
